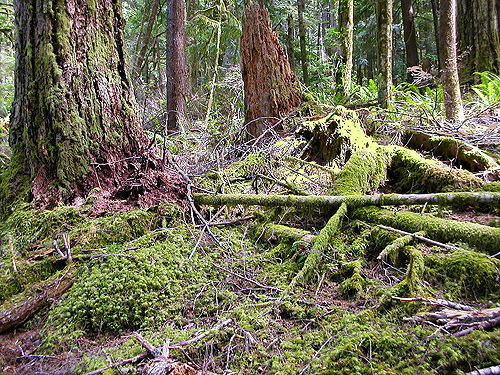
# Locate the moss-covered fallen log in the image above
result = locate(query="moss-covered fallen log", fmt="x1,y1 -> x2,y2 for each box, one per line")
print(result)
0,266 -> 75,333
284,203 -> 347,295
194,191 -> 500,211
353,207 -> 500,254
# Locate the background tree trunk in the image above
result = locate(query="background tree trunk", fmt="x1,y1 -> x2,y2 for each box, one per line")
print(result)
287,13 -> 295,70
133,0 -> 160,77
375,0 -> 393,107
401,0 -> 419,81
337,0 -> 354,96
440,0 -> 464,121
431,0 -> 442,71
241,1 -> 303,138
297,0 -> 310,86
457,0 -> 500,83
166,0 -> 187,132
8,0 -> 152,205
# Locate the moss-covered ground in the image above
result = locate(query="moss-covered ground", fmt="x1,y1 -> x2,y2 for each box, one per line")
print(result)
1,107 -> 499,374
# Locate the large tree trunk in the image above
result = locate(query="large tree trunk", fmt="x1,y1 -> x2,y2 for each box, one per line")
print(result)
457,0 -> 500,83
5,0 -> 183,209
401,0 -> 419,80
297,0 -> 310,86
337,0 -> 354,96
166,0 -> 187,132
375,0 -> 393,107
240,1 -> 303,138
440,0 -> 464,121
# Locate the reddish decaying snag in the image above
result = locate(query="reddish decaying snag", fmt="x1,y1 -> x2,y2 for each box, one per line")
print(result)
240,0 -> 303,138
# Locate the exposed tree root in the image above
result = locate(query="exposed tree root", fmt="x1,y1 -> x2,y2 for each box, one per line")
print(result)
353,207 -> 500,254
284,203 -> 347,296
0,266 -> 75,333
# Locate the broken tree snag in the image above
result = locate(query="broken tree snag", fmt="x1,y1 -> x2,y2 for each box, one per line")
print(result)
299,107 -> 375,164
0,266 -> 75,333
240,0 -> 303,138
284,203 -> 347,295
403,130 -> 500,173
353,207 -> 500,254
193,191 -> 500,211
389,146 -> 484,192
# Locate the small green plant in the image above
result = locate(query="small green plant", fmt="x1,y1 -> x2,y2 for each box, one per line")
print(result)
471,71 -> 500,106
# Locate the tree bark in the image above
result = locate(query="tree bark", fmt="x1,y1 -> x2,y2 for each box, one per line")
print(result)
457,0 -> 500,83
287,13 -> 295,70
401,0 -> 419,80
440,0 -> 464,121
240,1 -> 303,138
375,0 -> 393,107
430,0 -> 442,71
133,0 -> 160,76
8,0 -> 156,206
337,0 -> 354,96
166,0 -> 187,132
297,0 -> 310,86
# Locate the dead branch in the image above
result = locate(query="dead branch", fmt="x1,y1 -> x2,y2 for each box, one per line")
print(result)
0,266 -> 75,333
194,191 -> 500,211
453,315 -> 500,337
465,365 -> 500,375
81,353 -> 148,375
377,225 -> 461,252
392,296 -> 477,311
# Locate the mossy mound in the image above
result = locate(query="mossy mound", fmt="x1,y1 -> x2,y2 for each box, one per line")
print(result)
48,227 -> 224,334
425,250 -> 500,299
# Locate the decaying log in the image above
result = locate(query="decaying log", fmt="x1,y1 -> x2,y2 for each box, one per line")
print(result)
0,266 -> 75,333
194,191 -> 500,211
284,203 -> 347,295
403,129 -> 500,173
354,206 -> 500,254
261,223 -> 314,247
393,296 -> 477,311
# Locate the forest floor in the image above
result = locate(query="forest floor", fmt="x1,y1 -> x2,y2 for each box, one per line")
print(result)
0,103 -> 500,375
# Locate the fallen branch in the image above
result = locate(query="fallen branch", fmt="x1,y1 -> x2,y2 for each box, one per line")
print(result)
465,365 -> 500,375
284,203 -> 348,295
377,225 -> 460,253
392,296 -> 477,311
0,266 -> 75,333
193,191 -> 500,211
453,315 -> 500,337
81,353 -> 148,375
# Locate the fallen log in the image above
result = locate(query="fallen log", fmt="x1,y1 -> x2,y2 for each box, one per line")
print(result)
353,207 -> 500,254
0,266 -> 75,333
194,191 -> 500,211
284,203 -> 347,295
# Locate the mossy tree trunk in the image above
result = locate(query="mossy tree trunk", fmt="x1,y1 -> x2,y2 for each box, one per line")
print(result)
375,0 -> 393,107
457,0 -> 500,83
440,0 -> 464,121
240,1 -> 303,138
337,0 -> 354,96
7,0 -> 161,206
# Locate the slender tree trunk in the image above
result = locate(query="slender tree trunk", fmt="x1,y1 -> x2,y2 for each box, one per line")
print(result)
440,0 -> 464,121
134,0 -> 160,76
430,0 -> 442,71
287,13 -> 295,70
205,2 -> 222,123
457,0 -> 500,83
375,0 -> 393,107
7,0 -> 157,206
166,0 -> 187,132
337,0 -> 354,96
401,0 -> 419,80
297,0 -> 310,86
241,1 -> 303,138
